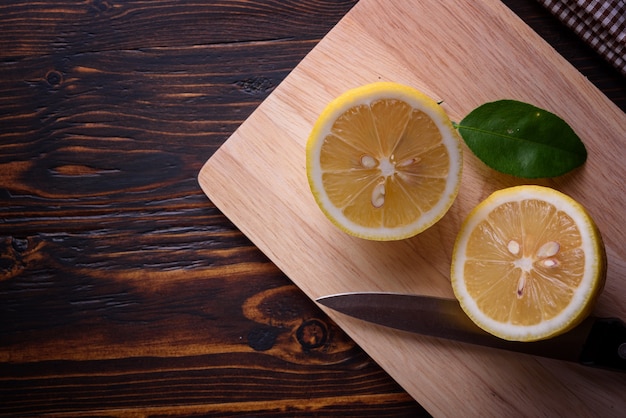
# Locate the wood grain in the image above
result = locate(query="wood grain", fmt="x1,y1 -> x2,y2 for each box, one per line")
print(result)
0,0 -> 623,416
199,0 -> 626,416
1,1 -> 430,416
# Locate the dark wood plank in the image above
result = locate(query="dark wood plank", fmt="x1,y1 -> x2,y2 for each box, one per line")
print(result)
501,0 -> 625,111
1,1 -> 429,416
0,0 -> 623,416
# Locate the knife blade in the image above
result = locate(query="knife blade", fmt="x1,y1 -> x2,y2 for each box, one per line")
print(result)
316,292 -> 626,373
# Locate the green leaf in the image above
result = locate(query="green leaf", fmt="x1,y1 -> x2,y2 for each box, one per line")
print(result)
456,100 -> 587,178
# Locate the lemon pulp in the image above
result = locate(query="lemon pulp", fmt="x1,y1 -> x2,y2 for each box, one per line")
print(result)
451,185 -> 606,341
306,82 -> 462,241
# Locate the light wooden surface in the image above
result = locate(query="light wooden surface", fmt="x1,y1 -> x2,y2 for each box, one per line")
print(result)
200,0 -> 626,415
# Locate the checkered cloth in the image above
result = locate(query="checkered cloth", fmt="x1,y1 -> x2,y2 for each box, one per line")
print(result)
537,0 -> 625,76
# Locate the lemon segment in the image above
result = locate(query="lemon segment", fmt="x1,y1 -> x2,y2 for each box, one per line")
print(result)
451,185 -> 606,342
306,82 -> 462,241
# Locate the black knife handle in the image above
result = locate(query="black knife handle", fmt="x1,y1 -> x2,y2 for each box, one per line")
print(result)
579,318 -> 626,372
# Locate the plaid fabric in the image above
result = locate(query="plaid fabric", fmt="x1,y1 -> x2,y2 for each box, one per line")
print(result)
537,0 -> 625,76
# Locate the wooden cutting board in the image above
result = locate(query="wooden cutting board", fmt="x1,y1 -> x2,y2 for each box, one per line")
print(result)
199,0 -> 626,415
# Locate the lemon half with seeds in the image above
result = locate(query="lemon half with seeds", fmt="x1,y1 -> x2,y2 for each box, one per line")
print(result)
451,185 -> 606,342
306,82 -> 462,240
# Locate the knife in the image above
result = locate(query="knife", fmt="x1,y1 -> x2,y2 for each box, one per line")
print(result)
316,292 -> 626,373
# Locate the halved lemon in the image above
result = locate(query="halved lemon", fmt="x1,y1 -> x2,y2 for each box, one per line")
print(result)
451,185 -> 606,342
306,82 -> 462,241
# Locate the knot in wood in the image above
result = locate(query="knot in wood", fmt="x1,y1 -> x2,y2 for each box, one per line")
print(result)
247,326 -> 279,351
296,319 -> 327,350
45,70 -> 63,87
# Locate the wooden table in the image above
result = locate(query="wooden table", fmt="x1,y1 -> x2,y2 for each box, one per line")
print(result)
1,1 -> 623,416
